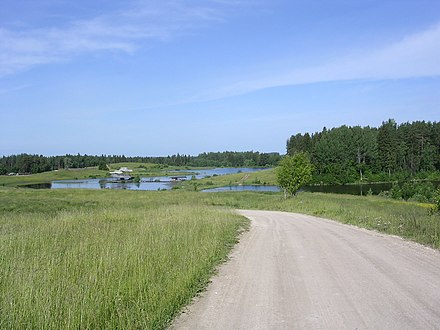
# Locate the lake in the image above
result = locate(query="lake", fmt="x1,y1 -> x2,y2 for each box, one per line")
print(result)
23,168 -> 436,195
24,168 -> 267,191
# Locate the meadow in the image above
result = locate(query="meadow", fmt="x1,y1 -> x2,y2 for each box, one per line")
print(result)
1,169 -> 440,329
0,188 -> 248,329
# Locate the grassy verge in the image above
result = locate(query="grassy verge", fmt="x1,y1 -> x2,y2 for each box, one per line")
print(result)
203,191 -> 440,248
0,188 -> 248,329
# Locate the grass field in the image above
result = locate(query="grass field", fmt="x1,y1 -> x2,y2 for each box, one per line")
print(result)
0,188 -> 248,329
1,172 -> 440,329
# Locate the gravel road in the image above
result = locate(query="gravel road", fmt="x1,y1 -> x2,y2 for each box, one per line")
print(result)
172,210 -> 440,329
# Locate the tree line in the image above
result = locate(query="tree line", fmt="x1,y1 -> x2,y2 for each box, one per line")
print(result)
0,151 -> 281,175
287,119 -> 440,184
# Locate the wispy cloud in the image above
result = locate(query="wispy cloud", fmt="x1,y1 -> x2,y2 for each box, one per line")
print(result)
199,22 -> 440,100
0,84 -> 30,95
0,0 -> 242,76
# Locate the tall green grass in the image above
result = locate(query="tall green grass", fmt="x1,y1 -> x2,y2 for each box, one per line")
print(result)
0,188 -> 247,329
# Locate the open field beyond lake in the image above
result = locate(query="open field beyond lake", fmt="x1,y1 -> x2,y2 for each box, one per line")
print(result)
1,186 -> 439,329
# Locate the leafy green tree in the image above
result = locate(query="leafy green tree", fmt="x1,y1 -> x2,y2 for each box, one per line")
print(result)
98,162 -> 108,171
377,119 -> 399,176
0,164 -> 6,175
276,153 -> 313,198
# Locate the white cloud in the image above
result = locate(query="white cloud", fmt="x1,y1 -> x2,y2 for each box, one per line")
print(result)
204,22 -> 440,100
0,1 -> 242,76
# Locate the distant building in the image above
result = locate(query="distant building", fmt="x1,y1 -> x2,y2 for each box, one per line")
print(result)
109,167 -> 134,180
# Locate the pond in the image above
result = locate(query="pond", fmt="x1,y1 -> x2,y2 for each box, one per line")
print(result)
202,182 -> 400,195
301,182 -> 393,195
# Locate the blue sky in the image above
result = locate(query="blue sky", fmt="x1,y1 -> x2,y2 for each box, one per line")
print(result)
1,0 -> 439,156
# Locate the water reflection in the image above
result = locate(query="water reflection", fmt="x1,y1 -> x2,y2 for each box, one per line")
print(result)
50,178 -> 176,191
202,185 -> 281,192
300,182 -> 393,195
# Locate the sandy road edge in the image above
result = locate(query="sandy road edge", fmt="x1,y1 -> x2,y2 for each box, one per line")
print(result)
169,209 -> 255,329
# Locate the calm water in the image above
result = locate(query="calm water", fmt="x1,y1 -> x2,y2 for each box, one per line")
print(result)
301,182 -> 393,195
202,182 -> 414,194
49,178 -> 175,191
202,185 -> 281,193
23,168 -> 266,191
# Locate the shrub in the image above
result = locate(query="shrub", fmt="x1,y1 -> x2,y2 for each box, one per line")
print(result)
98,162 -> 108,171
431,187 -> 440,214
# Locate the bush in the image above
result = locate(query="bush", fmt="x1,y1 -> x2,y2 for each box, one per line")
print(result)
390,183 -> 402,199
401,182 -> 416,200
431,188 -> 440,214
98,162 -> 108,171
388,181 -> 436,203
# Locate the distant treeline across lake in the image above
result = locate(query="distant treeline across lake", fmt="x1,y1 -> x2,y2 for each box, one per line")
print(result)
0,151 -> 281,175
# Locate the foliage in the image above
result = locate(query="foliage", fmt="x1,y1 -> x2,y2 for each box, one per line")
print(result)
276,153 -> 313,197
387,181 -> 438,203
98,161 -> 108,171
431,187 -> 440,214
287,119 -> 440,184
0,151 -> 281,175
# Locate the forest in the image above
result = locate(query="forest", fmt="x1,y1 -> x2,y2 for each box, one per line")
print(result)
2,119 -> 439,185
0,151 -> 281,175
287,119 -> 440,184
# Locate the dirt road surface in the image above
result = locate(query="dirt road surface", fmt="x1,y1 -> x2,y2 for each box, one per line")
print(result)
172,210 -> 440,330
